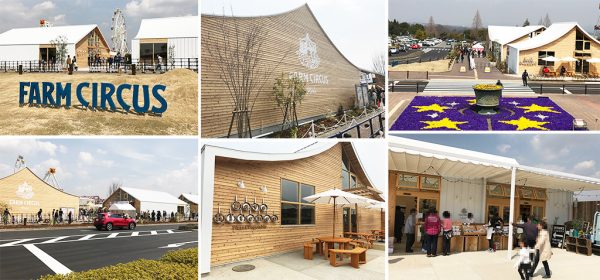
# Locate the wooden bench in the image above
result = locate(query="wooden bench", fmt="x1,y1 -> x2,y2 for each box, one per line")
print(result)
303,239 -> 322,260
328,247 -> 367,268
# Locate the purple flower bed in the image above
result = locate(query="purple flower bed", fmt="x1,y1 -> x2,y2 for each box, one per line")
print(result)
391,96 -> 574,131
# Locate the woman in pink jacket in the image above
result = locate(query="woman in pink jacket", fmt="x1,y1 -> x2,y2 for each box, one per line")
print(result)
424,209 -> 441,257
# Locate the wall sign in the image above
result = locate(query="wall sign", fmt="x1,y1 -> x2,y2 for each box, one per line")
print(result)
551,224 -> 566,247
289,33 -> 329,95
232,224 -> 267,230
519,57 -> 536,66
19,82 -> 168,114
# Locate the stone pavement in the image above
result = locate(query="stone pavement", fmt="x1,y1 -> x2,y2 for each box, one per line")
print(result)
204,248 -> 385,280
429,57 -> 519,80
389,247 -> 600,280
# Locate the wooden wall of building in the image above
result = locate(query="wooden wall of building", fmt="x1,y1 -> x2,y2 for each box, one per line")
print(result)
75,27 -> 110,67
210,143 -> 382,266
0,168 -> 79,215
201,5 -> 363,137
574,201 -> 600,223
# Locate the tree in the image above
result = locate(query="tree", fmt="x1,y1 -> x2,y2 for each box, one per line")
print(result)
272,74 -> 307,135
538,17 -> 543,26
471,10 -> 483,41
108,182 -> 122,198
426,16 -> 438,38
50,35 -> 68,68
523,18 -> 530,27
415,29 -> 427,40
203,11 -> 290,138
371,53 -> 385,76
542,13 -> 552,27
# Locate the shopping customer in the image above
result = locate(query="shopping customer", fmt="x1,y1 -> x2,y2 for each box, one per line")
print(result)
515,240 -> 534,280
513,216 -> 538,248
487,213 -> 503,252
532,221 -> 552,278
404,208 -> 416,253
424,209 -> 441,257
441,211 -> 453,256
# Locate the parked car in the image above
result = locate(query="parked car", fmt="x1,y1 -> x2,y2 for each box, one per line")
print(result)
94,212 -> 136,231
411,44 -> 421,49
389,48 -> 399,55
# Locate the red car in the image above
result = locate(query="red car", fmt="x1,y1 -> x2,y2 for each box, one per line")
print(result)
94,212 -> 136,231
411,44 -> 420,49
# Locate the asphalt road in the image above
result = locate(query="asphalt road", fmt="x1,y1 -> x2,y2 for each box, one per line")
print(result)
0,224 -> 198,279
390,42 -> 451,65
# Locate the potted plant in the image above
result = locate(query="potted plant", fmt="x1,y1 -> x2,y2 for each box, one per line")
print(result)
472,84 -> 503,115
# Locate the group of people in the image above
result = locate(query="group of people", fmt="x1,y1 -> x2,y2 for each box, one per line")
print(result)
49,209 -> 73,225
514,217 -> 553,279
139,210 -> 175,222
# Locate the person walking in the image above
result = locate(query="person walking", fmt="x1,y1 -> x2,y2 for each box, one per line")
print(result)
513,216 -> 538,249
68,211 -> 72,224
515,240 -> 535,280
58,209 -> 64,223
151,210 -> 156,222
532,221 -> 552,278
37,208 -> 42,223
53,209 -> 58,225
394,206 -> 404,243
424,209 -> 441,257
66,55 -> 72,73
163,210 -> 167,221
487,213 -> 504,252
157,210 -> 162,222
156,55 -> 163,72
522,70 -> 529,86
3,208 -> 9,225
404,208 -> 417,253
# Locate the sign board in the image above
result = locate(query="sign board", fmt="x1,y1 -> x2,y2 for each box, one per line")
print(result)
360,72 -> 373,84
484,67 -> 491,73
551,224 -> 566,248
232,224 -> 267,230
355,84 -> 369,108
460,66 -> 466,72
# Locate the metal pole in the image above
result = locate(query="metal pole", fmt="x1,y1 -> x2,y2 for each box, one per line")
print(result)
562,85 -> 565,94
333,196 -> 337,238
508,167 -> 517,261
416,82 -> 419,93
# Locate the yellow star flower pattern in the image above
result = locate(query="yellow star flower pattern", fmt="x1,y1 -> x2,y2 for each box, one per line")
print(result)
413,103 -> 450,113
467,99 -> 476,105
516,104 -> 560,114
421,118 -> 468,130
499,117 -> 549,131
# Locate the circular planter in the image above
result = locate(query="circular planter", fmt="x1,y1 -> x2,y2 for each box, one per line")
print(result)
473,85 -> 503,115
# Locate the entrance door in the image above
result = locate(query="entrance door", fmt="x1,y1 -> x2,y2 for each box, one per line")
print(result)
576,59 -> 590,74
343,207 -> 357,233
418,197 -> 438,217
519,205 -> 532,222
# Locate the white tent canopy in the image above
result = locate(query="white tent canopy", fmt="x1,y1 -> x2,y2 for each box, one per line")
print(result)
389,136 -> 600,260
108,201 -> 136,211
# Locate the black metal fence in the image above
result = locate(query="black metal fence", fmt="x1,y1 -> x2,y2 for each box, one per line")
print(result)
388,81 -> 427,93
330,111 -> 385,138
533,83 -> 600,95
0,58 -> 198,74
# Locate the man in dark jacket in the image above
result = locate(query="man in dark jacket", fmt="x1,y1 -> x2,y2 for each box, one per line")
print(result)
522,70 -> 529,86
513,216 -> 539,248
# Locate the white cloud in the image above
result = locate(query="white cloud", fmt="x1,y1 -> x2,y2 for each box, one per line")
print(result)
0,139 -> 59,156
574,160 -> 596,170
53,14 -> 66,24
0,0 -> 58,31
79,152 -> 94,164
34,1 -> 55,10
143,160 -> 198,194
533,163 -> 566,172
96,149 -> 107,155
496,144 -> 511,153
120,150 -> 155,162
125,0 -> 197,17
78,151 -> 113,167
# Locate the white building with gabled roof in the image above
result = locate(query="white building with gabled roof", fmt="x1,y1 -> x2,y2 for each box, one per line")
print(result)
0,24 -> 110,66
103,186 -> 188,215
487,25 -> 545,63
131,16 -> 198,64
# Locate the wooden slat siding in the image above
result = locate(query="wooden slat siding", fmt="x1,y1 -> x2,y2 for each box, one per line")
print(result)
517,27 -> 600,74
201,5 -> 363,137
0,168 -> 79,214
75,28 -> 111,67
210,143 -> 383,266
388,171 -> 397,237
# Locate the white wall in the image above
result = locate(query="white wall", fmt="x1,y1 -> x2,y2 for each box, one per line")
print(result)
507,46 -> 519,74
440,177 -> 486,223
168,37 -> 198,59
0,45 -> 39,60
139,201 -> 182,214
131,39 -> 140,60
546,190 -> 573,227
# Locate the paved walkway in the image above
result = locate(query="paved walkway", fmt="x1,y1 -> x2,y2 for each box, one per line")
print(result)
429,57 -> 519,80
389,246 -> 600,280
204,248 -> 385,280
422,80 -> 534,95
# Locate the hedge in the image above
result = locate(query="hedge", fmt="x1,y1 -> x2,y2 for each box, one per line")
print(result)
40,248 -> 198,280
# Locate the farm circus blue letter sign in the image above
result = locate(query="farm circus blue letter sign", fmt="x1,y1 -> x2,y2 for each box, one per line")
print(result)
19,82 -> 168,114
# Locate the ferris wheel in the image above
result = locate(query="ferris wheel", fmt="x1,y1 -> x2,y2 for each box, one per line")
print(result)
595,3 -> 600,40
111,9 -> 129,54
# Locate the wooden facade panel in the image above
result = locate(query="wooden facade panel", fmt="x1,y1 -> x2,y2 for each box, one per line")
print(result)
201,5 -> 363,137
210,143 -> 383,266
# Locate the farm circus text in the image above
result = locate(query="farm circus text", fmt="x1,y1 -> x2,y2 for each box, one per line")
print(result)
19,82 -> 168,114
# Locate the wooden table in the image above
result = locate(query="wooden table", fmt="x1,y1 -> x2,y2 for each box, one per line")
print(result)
317,236 -> 353,260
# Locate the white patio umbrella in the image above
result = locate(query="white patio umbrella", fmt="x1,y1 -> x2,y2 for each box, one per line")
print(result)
586,58 -> 600,63
366,202 -> 386,210
541,56 -> 560,62
303,188 -> 372,237
559,57 -> 577,73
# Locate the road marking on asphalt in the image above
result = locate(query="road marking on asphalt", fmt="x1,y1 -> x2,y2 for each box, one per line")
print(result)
159,241 -> 198,249
0,238 -> 35,247
474,68 -> 478,80
107,233 -> 119,238
166,230 -> 174,233
78,234 -> 95,240
564,89 -> 573,94
132,232 -> 140,236
151,231 -> 158,235
23,244 -> 72,275
41,236 -> 69,244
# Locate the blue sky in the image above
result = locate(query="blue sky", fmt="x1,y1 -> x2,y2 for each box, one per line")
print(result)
389,0 -> 597,34
202,140 -> 388,199
201,0 -> 387,72
0,0 -> 197,47
0,138 -> 198,198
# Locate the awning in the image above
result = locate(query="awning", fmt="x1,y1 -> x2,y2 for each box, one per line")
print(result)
389,137 -> 517,179
108,202 -> 136,211
491,165 -> 600,192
